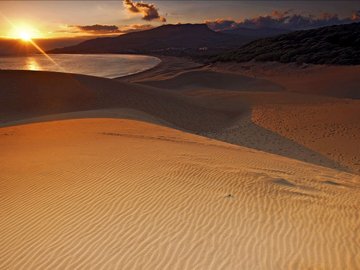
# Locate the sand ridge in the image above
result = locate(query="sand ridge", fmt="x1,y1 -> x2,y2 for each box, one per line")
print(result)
0,70 -> 231,133
211,62 -> 360,99
139,70 -> 284,92
2,65 -> 360,172
133,62 -> 360,173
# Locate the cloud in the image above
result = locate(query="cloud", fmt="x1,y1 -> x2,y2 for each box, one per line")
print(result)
352,10 -> 360,20
205,19 -> 239,32
72,24 -> 121,34
119,24 -> 154,33
206,10 -> 360,32
65,24 -> 154,35
271,9 -> 292,19
123,0 -> 166,22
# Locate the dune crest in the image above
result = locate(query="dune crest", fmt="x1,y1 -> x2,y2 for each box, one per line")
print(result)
140,70 -> 283,92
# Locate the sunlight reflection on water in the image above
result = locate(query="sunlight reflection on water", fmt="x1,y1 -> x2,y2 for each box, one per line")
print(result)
25,57 -> 41,71
0,54 -> 160,78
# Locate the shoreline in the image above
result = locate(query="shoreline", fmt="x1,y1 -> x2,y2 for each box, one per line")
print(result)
116,55 -> 204,82
0,53 -> 162,79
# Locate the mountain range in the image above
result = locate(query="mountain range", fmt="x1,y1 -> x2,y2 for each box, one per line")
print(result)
49,24 -> 251,56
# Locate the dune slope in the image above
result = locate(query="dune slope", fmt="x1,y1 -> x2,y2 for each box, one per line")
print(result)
212,62 -> 360,99
140,70 -> 283,92
1,118 -> 359,269
1,69 -> 359,173
0,70 -> 230,132
134,66 -> 360,172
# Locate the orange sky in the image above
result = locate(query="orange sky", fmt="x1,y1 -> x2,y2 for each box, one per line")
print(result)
0,1 -> 358,39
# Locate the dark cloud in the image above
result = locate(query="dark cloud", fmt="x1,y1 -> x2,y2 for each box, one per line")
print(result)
66,24 -> 153,35
206,10 -> 360,32
73,24 -> 121,34
352,10 -> 360,20
123,0 -> 166,22
206,19 -> 239,32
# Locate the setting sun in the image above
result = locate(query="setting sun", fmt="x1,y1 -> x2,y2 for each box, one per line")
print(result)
18,30 -> 32,41
8,23 -> 40,41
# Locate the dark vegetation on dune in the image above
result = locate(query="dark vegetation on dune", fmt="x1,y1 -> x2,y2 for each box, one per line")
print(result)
211,22 -> 360,65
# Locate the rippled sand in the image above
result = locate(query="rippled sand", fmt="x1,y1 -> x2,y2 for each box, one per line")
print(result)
1,119 -> 359,269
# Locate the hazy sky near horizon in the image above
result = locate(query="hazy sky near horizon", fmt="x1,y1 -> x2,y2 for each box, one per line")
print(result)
0,1 -> 359,39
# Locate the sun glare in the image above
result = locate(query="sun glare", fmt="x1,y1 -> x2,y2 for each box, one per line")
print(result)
19,31 -> 32,42
9,24 -> 39,42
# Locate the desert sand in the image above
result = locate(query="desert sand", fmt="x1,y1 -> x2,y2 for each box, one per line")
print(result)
1,118 -> 360,269
132,62 -> 360,173
1,59 -> 360,269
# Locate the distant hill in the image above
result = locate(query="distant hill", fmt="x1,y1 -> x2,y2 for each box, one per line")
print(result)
0,37 -> 95,56
0,39 -> 33,55
211,22 -> 360,65
49,24 -> 254,56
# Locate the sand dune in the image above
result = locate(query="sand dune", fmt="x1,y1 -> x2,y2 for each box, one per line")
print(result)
182,88 -> 360,173
251,101 -> 360,173
0,70 -> 230,132
1,118 -> 359,269
1,61 -> 360,269
130,65 -> 360,172
1,68 -> 359,173
207,62 -> 360,172
139,70 -> 283,92
212,62 -> 360,99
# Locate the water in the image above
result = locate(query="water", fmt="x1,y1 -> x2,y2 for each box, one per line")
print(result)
0,54 -> 161,78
